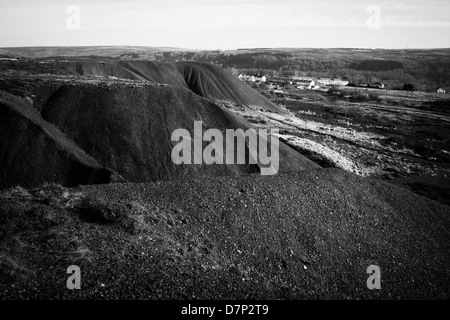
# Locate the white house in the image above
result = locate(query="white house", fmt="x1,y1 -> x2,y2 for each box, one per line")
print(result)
294,79 -> 315,89
317,78 -> 349,86
317,78 -> 332,86
437,88 -> 446,93
255,75 -> 267,83
239,74 -> 250,81
238,74 -> 266,83
335,79 -> 349,86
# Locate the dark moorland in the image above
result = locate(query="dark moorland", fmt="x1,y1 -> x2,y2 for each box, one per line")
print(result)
0,48 -> 449,299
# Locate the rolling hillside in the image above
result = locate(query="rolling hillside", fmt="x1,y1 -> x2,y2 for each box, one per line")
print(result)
0,60 -> 318,189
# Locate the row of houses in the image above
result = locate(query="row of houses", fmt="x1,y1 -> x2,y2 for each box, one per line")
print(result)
236,74 -> 447,93
315,78 -> 349,86
294,79 -> 316,90
238,74 -> 350,89
237,74 -> 267,83
267,76 -> 350,87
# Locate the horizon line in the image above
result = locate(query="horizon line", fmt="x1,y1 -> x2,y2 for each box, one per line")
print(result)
2,45 -> 450,51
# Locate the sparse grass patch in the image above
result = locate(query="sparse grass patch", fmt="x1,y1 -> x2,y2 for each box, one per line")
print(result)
383,135 -> 450,162
0,182 -> 185,284
0,183 -> 81,282
323,104 -> 364,119
71,193 -> 188,235
0,254 -> 35,280
72,195 -> 152,234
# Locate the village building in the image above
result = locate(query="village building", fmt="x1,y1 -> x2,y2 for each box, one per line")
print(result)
317,78 -> 349,86
267,77 -> 292,85
294,79 -> 315,89
437,88 -> 446,93
372,82 -> 385,89
237,74 -> 249,81
256,75 -> 267,82
238,74 -> 266,83
293,77 -> 314,81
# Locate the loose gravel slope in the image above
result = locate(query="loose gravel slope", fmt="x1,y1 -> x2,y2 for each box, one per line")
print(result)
1,168 -> 448,299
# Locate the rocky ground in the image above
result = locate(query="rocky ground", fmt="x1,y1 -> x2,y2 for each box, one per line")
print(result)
222,96 -> 450,180
1,59 -> 449,301
218,88 -> 450,209
0,169 -> 449,299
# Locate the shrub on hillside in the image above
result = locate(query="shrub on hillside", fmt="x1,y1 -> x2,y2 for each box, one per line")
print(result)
403,83 -> 416,91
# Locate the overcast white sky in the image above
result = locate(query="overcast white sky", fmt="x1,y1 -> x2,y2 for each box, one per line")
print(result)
1,0 -> 449,49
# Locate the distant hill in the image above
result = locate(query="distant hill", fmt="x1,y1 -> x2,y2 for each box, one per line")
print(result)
0,46 -> 195,58
2,46 -> 450,90
348,60 -> 404,72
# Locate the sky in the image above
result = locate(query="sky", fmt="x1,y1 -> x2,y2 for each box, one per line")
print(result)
1,0 -> 449,49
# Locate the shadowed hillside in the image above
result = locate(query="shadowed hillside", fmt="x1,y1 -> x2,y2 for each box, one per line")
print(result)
65,60 -> 284,113
117,61 -> 283,113
35,80 -> 318,183
0,60 -> 319,189
0,58 -> 284,113
178,62 -> 284,113
0,91 -> 122,189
